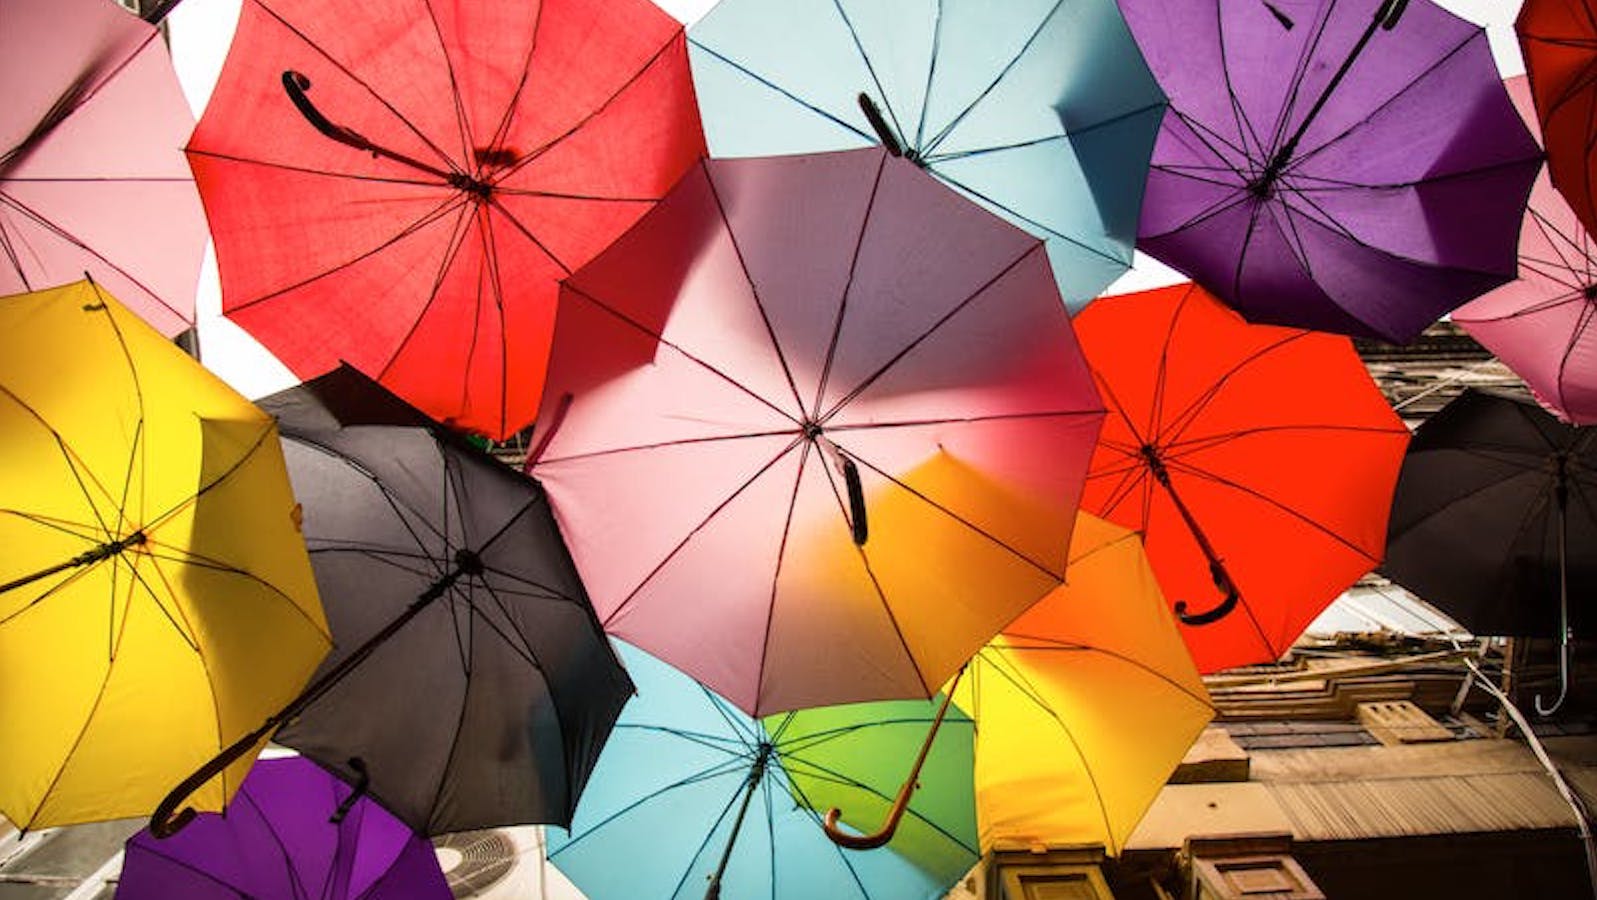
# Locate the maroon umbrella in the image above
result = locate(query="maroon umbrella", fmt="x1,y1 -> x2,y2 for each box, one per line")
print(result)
1125,0 -> 1541,343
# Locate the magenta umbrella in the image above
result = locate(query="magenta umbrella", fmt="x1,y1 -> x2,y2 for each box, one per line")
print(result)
1,0 -> 205,336
528,147 -> 1104,717
1453,76 -> 1597,425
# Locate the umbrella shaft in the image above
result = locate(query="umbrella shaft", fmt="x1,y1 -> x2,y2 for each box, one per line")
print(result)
0,532 -> 146,596
705,751 -> 770,900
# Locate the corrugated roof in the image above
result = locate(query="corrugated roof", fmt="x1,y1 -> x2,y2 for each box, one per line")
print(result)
1268,772 -> 1577,841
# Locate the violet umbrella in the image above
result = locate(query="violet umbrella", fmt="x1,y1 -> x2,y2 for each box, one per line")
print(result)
1123,0 -> 1541,344
119,755 -> 450,900
1,0 -> 206,337
1454,76 -> 1597,425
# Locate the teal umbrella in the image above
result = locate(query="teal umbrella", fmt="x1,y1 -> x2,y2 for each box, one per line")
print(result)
547,642 -> 977,900
686,0 -> 1165,309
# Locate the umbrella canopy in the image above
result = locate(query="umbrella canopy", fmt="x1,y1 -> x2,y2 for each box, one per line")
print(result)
1124,0 -> 1541,343
0,279 -> 328,830
164,365 -> 629,837
2,0 -> 206,336
1454,76 -> 1597,425
1073,282 -> 1409,672
1381,388 -> 1597,639
120,755 -> 450,900
547,641 -> 978,900
1518,0 -> 1597,242
952,512 -> 1212,855
528,146 -> 1104,716
686,0 -> 1166,308
188,0 -> 706,439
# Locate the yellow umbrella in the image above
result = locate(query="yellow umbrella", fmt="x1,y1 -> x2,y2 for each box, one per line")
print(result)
952,512 -> 1213,855
0,279 -> 329,830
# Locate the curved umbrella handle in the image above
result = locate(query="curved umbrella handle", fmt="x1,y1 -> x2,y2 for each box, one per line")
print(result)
280,72 -> 458,183
1175,560 -> 1242,627
329,757 -> 370,824
821,666 -> 965,850
1375,0 -> 1411,28
1537,473 -> 1573,717
1535,632 -> 1572,716
150,724 -> 271,838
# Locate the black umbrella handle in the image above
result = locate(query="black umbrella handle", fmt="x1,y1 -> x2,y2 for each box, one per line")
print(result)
1141,446 -> 1244,626
1175,560 -> 1243,626
280,71 -> 460,184
149,723 -> 274,838
329,757 -> 370,824
856,93 -> 904,158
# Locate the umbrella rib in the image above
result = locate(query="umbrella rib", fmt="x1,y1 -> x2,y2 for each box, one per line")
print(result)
1154,332 -> 1316,447
370,200 -> 485,387
252,0 -> 463,173
0,28 -> 162,172
776,769 -> 876,898
560,281 -> 801,426
1557,301 -> 1597,413
496,32 -> 686,180
479,0 -> 543,166
234,787 -> 314,900
819,242 -> 1043,420
183,149 -> 447,188
1286,29 -> 1480,175
1135,174 -> 1256,242
668,764 -> 762,900
130,834 -> 271,896
471,204 -> 503,433
534,429 -> 801,467
703,160 -> 810,419
829,0 -> 913,151
226,192 -> 470,315
707,683 -> 766,748
1162,423 -> 1410,461
910,0 -> 944,150
1261,0 -> 1331,162
0,214 -> 28,286
1086,459 -> 1152,526
686,41 -> 876,146
417,0 -> 476,166
921,0 -> 1066,156
780,753 -> 979,857
134,543 -> 330,644
551,757 -> 754,858
922,101 -> 1168,168
417,598 -> 484,835
996,634 -> 1216,713
617,724 -> 755,758
2,176 -> 195,184
752,440 -> 813,716
926,169 -> 1129,269
284,436 -> 453,564
1149,287 -> 1191,447
820,409 -> 1105,434
0,193 -> 189,326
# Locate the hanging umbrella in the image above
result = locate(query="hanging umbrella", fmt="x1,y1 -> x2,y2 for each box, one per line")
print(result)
685,0 -> 1167,308
1123,0 -> 1541,343
1073,282 -> 1409,672
120,755 -> 450,900
0,279 -> 328,831
1518,0 -> 1597,243
150,365 -> 631,838
952,512 -> 1213,855
187,0 -> 706,439
1380,388 -> 1597,714
546,640 -> 978,900
1454,76 -> 1597,425
2,0 -> 206,336
527,146 -> 1104,716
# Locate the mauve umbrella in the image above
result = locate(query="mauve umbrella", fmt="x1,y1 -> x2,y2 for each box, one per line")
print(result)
120,755 -> 450,900
1124,0 -> 1541,343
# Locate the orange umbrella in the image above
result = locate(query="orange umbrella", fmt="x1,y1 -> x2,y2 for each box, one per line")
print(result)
1073,282 -> 1409,672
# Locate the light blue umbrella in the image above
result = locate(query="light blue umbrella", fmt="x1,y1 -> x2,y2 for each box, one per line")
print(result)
687,0 -> 1166,309
547,642 -> 977,900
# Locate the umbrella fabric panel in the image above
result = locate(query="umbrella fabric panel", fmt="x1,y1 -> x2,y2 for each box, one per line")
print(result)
1381,389 -> 1597,637
189,0 -> 705,438
548,642 -> 971,900
1076,283 -> 1408,671
1,0 -> 204,336
1518,0 -> 1597,240
533,148 -> 1102,715
263,370 -> 630,834
0,281 -> 328,829
1454,76 -> 1597,425
1127,0 -> 1541,342
687,0 -> 1165,307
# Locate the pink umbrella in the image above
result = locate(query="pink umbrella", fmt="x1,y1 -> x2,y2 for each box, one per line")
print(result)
1453,77 -> 1597,424
0,0 -> 205,336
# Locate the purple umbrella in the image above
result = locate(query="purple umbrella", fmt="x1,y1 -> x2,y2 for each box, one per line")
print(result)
117,756 -> 449,900
1123,0 -> 1541,344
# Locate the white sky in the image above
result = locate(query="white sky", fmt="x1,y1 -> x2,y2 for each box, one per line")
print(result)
164,0 -> 1529,400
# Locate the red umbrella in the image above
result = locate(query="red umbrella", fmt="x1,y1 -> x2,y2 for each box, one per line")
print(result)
188,0 -> 705,438
2,0 -> 206,336
528,147 -> 1104,716
1074,282 -> 1409,672
1519,0 -> 1597,240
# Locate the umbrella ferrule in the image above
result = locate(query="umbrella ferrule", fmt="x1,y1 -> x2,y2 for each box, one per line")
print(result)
1140,444 -> 1172,485
417,551 -> 482,602
447,172 -> 493,198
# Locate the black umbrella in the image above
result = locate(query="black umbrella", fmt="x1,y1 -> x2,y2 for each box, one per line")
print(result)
151,365 -> 631,835
1381,388 -> 1597,713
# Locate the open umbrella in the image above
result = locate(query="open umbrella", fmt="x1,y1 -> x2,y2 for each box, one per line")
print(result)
1454,76 -> 1597,425
150,365 -> 631,838
2,0 -> 206,336
120,755 -> 450,900
685,0 -> 1167,308
0,279 -> 328,831
187,0 -> 706,438
952,512 -> 1213,855
1380,388 -> 1597,714
527,146 -> 1104,716
547,641 -> 978,900
1124,0 -> 1541,343
1518,0 -> 1597,242
1074,282 -> 1409,672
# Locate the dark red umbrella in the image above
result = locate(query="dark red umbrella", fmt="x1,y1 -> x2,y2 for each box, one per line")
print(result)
188,0 -> 705,438
1519,0 -> 1597,241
